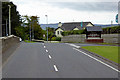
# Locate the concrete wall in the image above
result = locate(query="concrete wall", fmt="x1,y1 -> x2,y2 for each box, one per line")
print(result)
61,34 -> 119,43
0,1 -> 2,37
0,35 -> 20,64
1,35 -> 20,53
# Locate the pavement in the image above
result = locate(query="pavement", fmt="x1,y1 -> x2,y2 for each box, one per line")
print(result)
2,42 -> 119,78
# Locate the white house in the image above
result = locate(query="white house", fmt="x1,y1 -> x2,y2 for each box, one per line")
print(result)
55,22 -> 94,37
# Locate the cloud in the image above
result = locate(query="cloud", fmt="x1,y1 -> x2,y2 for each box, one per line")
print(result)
10,0 -> 118,24
48,2 -> 118,12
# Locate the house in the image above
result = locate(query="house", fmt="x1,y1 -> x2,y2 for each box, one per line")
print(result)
55,22 -> 94,37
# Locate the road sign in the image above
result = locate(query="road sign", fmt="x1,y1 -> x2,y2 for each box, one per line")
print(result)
116,14 -> 118,23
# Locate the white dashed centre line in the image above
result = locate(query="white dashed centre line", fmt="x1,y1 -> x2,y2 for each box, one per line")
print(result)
48,55 -> 52,59
44,46 -> 46,48
46,49 -> 48,53
54,65 -> 58,72
42,43 -> 44,45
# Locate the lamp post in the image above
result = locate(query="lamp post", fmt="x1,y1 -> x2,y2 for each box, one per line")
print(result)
8,5 -> 11,35
45,15 -> 48,42
6,19 -> 8,36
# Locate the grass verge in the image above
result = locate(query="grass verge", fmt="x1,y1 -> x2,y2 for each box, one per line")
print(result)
24,40 -> 36,43
82,46 -> 119,63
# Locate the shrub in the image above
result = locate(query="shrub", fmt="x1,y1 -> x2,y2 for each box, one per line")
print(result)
102,26 -> 120,34
51,37 -> 56,41
56,37 -> 61,41
51,37 -> 61,41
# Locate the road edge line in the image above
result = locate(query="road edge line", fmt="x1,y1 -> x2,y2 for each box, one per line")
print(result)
73,48 -> 120,73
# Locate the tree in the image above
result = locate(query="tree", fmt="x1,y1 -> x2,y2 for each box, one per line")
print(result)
15,26 -> 29,40
45,27 -> 55,41
21,15 -> 43,40
2,2 -> 21,36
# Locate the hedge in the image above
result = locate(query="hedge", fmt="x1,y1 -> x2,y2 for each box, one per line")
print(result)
62,29 -> 86,36
102,26 -> 120,34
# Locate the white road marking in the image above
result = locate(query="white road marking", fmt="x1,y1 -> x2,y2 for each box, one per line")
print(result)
54,65 -> 58,72
48,55 -> 52,59
44,46 -> 46,48
42,43 -> 44,45
73,48 -> 120,73
46,49 -> 48,53
66,43 -> 80,48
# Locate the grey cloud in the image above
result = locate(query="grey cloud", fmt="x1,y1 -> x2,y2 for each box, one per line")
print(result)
48,2 -> 118,12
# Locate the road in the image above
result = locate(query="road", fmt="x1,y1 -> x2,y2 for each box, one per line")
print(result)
2,42 -> 119,78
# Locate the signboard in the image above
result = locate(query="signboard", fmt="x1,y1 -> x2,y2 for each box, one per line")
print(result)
116,14 -> 118,23
87,34 -> 100,37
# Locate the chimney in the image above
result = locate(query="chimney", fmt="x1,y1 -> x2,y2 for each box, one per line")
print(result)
58,22 -> 62,27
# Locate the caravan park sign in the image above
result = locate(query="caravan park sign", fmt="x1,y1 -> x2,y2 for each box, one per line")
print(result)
116,14 -> 118,23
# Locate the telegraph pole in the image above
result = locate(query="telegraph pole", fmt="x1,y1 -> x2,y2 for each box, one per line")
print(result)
30,22 -> 31,41
32,20 -> 34,40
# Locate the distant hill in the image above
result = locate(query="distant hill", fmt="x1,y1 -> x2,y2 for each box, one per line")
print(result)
40,23 -> 119,30
40,24 -> 58,30
94,24 -> 119,28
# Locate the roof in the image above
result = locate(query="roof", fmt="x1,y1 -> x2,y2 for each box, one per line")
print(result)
55,27 -> 63,31
61,22 -> 94,31
86,26 -> 102,31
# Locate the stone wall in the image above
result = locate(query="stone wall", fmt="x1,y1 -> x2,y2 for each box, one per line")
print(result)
61,34 -> 86,43
102,34 -> 119,44
61,34 -> 119,43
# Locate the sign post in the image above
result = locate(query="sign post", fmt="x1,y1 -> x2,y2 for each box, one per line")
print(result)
118,1 -> 120,24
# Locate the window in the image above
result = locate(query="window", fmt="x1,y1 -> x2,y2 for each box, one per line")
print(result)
60,31 -> 62,34
58,31 -> 59,35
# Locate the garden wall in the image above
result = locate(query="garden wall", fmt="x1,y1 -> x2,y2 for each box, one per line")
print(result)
61,34 -> 119,43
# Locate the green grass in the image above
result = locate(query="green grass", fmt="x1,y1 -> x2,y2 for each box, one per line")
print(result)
82,46 -> 119,63
98,43 -> 119,45
24,40 -> 36,43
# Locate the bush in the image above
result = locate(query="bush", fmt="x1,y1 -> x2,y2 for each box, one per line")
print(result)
56,37 -> 61,41
102,26 -> 120,34
51,37 -> 56,41
51,37 -> 61,41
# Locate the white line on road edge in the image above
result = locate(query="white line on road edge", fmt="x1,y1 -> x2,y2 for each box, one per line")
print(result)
48,55 -> 52,59
65,43 -> 81,48
73,48 -> 120,73
46,49 -> 48,53
54,65 -> 58,72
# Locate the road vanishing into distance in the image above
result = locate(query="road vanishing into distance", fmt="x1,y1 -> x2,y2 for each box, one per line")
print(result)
2,42 -> 119,78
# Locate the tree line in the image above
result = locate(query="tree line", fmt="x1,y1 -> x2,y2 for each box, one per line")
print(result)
2,2 -> 56,41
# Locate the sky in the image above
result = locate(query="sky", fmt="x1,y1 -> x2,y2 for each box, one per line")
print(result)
10,0 -> 119,24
